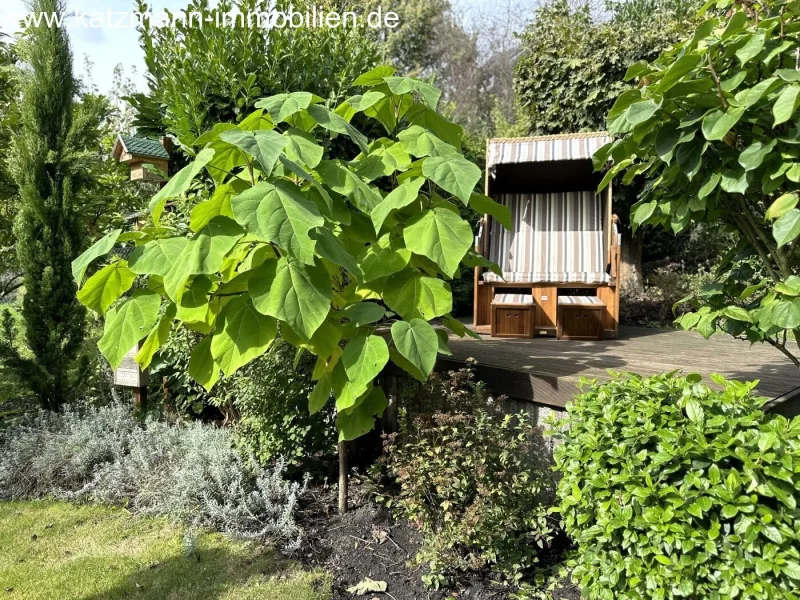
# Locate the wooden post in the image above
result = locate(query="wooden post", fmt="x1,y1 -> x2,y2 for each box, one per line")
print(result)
383,373 -> 399,434
338,441 -> 348,514
132,387 -> 147,414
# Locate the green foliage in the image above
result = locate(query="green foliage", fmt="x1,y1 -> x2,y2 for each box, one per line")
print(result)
232,342 -> 337,467
604,1 -> 800,362
74,68 -> 500,442
550,372 -> 800,600
0,0 -> 88,410
514,0 -> 697,136
131,0 -> 381,143
377,410 -> 557,588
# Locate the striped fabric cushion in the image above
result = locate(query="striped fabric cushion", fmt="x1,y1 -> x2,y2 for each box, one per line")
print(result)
558,295 -> 605,306
482,191 -> 610,285
492,293 -> 534,305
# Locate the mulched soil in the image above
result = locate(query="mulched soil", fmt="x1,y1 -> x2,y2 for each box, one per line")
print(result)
297,482 -> 581,600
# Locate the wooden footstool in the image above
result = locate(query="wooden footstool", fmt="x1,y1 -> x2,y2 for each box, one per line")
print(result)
557,296 -> 605,340
491,294 -> 534,338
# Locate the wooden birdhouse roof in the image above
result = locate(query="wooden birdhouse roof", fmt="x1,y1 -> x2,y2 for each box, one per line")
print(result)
112,135 -> 170,162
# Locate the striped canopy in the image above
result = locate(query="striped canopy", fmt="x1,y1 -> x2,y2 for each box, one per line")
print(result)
487,132 -> 610,170
483,191 -> 610,285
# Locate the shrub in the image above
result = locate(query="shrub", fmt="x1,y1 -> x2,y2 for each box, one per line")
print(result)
0,403 -> 306,550
379,410 -> 558,588
231,341 -> 336,468
399,359 -> 493,428
550,372 -> 800,600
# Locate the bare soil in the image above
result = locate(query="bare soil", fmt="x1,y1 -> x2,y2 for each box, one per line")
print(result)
297,483 -> 581,600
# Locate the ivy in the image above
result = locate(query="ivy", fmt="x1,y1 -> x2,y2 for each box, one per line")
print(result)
604,0 -> 800,365
74,67 -> 504,441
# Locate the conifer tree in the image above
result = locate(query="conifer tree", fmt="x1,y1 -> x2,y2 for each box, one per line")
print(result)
0,0 -> 86,410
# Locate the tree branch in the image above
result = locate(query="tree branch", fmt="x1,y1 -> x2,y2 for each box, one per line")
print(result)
708,53 -> 729,111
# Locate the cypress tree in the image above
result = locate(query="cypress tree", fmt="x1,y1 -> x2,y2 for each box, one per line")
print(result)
0,0 -> 86,410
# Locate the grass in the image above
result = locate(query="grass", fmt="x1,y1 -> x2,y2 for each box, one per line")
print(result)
0,500 -> 331,600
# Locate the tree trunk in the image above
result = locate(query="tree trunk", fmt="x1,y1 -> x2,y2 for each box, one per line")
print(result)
338,441 -> 348,514
620,227 -> 644,294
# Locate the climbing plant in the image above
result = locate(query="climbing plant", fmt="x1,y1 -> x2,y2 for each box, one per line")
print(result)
600,0 -> 800,365
72,66 -> 507,441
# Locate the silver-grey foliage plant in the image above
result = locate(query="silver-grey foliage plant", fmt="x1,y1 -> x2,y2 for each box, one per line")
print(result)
0,403 -> 306,551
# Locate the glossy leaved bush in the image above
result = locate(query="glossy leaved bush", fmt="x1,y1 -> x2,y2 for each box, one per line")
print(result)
597,0 -> 800,362
551,372 -> 800,600
72,66 -> 509,442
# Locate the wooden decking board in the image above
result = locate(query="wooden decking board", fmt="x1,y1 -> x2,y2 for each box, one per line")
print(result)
444,326 -> 799,408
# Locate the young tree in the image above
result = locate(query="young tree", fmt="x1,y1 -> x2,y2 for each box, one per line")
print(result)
0,0 -> 87,409
601,0 -> 800,364
73,67 -> 504,445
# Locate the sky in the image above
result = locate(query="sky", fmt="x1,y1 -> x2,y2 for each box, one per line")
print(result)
0,0 -> 525,95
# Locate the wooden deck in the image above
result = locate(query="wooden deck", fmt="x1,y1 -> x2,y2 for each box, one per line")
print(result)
443,326 -> 799,409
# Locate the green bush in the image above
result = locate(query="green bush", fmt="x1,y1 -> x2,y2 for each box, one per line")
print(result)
232,341 -> 336,468
379,410 -> 557,588
151,334 -> 336,468
550,372 -> 800,600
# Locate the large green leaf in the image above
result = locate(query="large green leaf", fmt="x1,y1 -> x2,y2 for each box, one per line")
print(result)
397,125 -> 457,158
256,92 -> 315,123
316,160 -> 383,213
336,387 -> 387,441
307,105 -> 370,155
353,65 -> 396,86
210,295 -> 277,376
135,303 -> 177,369
179,216 -> 245,275
189,179 -> 247,232
676,137 -> 705,179
422,155 -> 480,205
312,228 -> 363,282
403,207 -> 473,278
656,53 -> 701,92
336,91 -> 386,122
128,238 -> 189,277
371,177 -> 425,234
391,319 -> 438,379
149,147 -> 215,224
404,105 -> 463,148
701,107 -> 745,141
384,270 -> 452,320
98,290 -> 162,369
341,334 -> 389,405
358,234 -> 411,282
231,179 -> 323,265
284,127 -> 324,168
766,193 -> 799,220
250,257 -> 332,338
219,128 -> 288,176
72,229 -> 121,284
384,76 -> 442,109
77,261 -> 136,315
469,194 -> 512,230
739,139 -> 776,171
771,299 -> 800,328
773,208 -> 800,247
188,335 -> 220,392
308,373 -> 332,415
774,84 -> 800,126
177,276 -> 215,325
339,302 -> 385,327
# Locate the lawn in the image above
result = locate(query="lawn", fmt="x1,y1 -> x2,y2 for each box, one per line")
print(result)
0,501 -> 331,600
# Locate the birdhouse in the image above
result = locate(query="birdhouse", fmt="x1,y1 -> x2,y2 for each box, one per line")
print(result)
112,135 -> 172,183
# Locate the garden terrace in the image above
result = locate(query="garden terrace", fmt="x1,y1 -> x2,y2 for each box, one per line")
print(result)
442,325 -> 799,411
